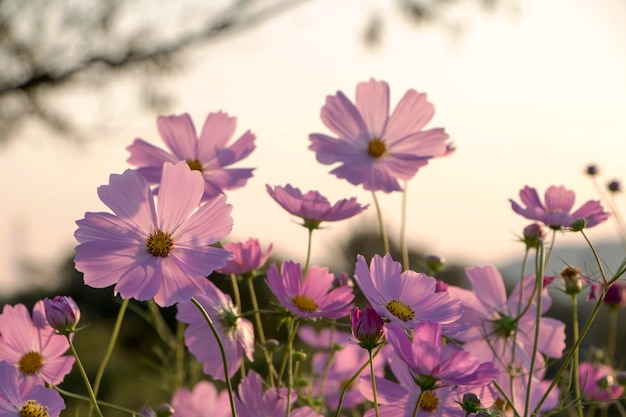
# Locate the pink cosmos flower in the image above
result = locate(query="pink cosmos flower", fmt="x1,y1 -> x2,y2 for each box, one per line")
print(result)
127,112 -> 255,200
235,371 -> 322,417
74,161 -> 233,307
217,238 -> 273,276
485,374 -> 560,417
309,78 -> 452,192
176,281 -> 254,381
0,361 -> 65,417
266,184 -> 367,229
0,302 -> 74,385
171,380 -> 231,417
298,325 -> 351,349
353,254 -> 463,331
386,322 -> 497,389
266,261 -> 354,320
579,362 -> 624,402
510,185 -> 609,230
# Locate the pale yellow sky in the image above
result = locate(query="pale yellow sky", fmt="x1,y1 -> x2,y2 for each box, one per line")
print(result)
2,0 -> 626,293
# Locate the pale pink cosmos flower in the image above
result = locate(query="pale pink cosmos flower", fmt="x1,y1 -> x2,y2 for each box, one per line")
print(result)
217,238 -> 273,276
266,261 -> 354,320
309,78 -> 452,193
74,161 -> 233,307
579,362 -> 624,402
127,112 -> 255,200
171,380 -> 231,417
176,281 -> 254,381
0,302 -> 74,385
353,254 -> 463,331
510,185 -> 609,230
235,371 -> 323,417
266,184 -> 367,230
0,361 -> 65,417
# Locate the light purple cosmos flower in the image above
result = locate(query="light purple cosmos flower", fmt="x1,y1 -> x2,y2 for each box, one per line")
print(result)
217,238 -> 273,276
579,362 -> 624,402
127,112 -> 255,200
510,185 -> 609,230
176,281 -> 254,381
0,302 -> 74,385
74,161 -> 233,307
353,254 -> 463,331
309,78 -> 452,193
171,380 -> 231,417
235,371 -> 322,417
266,184 -> 367,230
0,361 -> 65,417
266,261 -> 354,320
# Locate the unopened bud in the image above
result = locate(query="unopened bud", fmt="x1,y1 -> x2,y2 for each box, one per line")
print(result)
425,255 -> 445,273
264,339 -> 280,353
586,164 -> 599,176
522,223 -> 545,249
292,350 -> 307,362
560,266 -> 583,295
608,179 -> 622,193
332,272 -> 353,289
460,393 -> 482,413
569,218 -> 588,232
43,296 -> 81,335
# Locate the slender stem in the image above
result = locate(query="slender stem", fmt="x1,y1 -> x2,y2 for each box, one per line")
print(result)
190,297 -> 237,417
510,247 -> 530,398
284,319 -> 300,417
277,317 -> 300,387
581,230 -> 607,283
368,348 -> 380,417
174,320 -> 185,390
53,386 -> 139,416
571,294 -> 584,417
230,273 -> 242,312
90,298 -> 129,417
524,240 -> 544,417
400,181 -> 409,271
246,276 -> 277,387
316,322 -> 337,405
412,390 -> 425,417
66,336 -> 104,417
371,191 -> 390,254
607,308 -> 618,366
304,228 -> 314,274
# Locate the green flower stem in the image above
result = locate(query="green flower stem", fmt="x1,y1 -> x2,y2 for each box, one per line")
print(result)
53,386 -> 139,416
411,390 -> 424,417
246,276 -> 277,387
303,227 -> 314,275
230,273 -> 242,312
277,317 -> 300,385
66,335 -> 104,417
571,293 -> 583,417
524,240 -> 544,417
175,320 -> 185,390
509,247 -> 530,398
492,380 -> 521,417
90,297 -> 129,417
607,308 -> 618,366
371,191 -> 390,254
369,348 -> 380,417
284,319 -> 300,417
190,297 -> 238,417
146,299 -> 176,347
400,180 -> 409,271
316,322 -> 337,405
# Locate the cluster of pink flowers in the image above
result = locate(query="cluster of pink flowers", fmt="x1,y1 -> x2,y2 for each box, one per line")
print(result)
4,78 -> 625,417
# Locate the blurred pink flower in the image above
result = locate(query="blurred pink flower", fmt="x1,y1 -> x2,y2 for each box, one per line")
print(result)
217,238 -> 273,276
266,184 -> 367,230
0,361 -> 65,417
176,281 -> 254,381
0,302 -> 74,385
510,185 -> 609,230
74,161 -> 233,307
266,261 -> 354,320
309,78 -> 451,192
127,112 -> 255,200
171,380 -> 231,417
579,362 -> 624,402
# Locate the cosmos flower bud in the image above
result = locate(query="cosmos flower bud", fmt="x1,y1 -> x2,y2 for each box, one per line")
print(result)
264,339 -> 280,353
522,223 -> 545,249
459,393 -> 482,414
569,217 -> 588,232
425,255 -> 445,273
560,266 -> 583,295
292,351 -> 307,362
43,296 -> 81,335
332,272 -> 354,289
350,306 -> 384,350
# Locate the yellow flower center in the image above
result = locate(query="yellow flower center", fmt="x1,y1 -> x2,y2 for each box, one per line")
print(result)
419,391 -> 439,412
18,351 -> 43,375
146,230 -> 173,257
186,159 -> 204,172
367,138 -> 386,158
292,295 -> 318,312
386,299 -> 415,321
20,400 -> 49,417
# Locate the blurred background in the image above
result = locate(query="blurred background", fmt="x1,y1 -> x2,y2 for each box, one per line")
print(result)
1,0 -> 626,414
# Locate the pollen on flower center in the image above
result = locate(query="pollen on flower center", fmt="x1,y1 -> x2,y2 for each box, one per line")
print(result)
18,351 -> 43,375
386,299 -> 415,321
367,138 -> 386,158
20,400 -> 49,417
419,391 -> 439,412
186,159 -> 204,172
292,295 -> 319,312
146,230 -> 173,257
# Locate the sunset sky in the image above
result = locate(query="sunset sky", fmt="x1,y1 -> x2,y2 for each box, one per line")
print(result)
1,0 -> 625,293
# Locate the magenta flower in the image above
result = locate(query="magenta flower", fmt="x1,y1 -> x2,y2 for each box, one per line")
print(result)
217,238 -> 273,276
0,302 -> 74,385
0,361 -> 65,417
74,161 -> 234,307
353,254 -> 463,331
127,112 -> 255,200
350,306 -> 384,349
266,184 -> 367,230
43,296 -> 81,335
176,281 -> 254,381
510,185 -> 609,230
589,281 -> 626,309
171,381 -> 231,417
579,362 -> 624,402
267,261 -> 354,320
309,78 -> 452,192
235,371 -> 322,417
